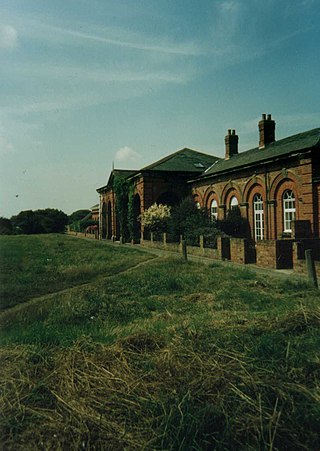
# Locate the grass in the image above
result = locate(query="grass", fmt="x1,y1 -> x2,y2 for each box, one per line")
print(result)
0,235 -> 319,450
0,234 -> 153,310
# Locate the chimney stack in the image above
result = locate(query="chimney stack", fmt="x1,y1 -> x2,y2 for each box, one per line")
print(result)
259,113 -> 275,148
225,129 -> 238,159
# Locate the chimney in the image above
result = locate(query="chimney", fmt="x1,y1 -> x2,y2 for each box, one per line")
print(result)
259,113 -> 275,148
225,129 -> 238,159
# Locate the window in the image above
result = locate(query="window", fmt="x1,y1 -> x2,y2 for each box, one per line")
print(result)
253,194 -> 264,240
283,190 -> 295,232
230,196 -> 238,209
210,199 -> 218,221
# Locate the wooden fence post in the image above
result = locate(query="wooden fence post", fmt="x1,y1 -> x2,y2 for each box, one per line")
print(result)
182,239 -> 187,261
305,249 -> 318,288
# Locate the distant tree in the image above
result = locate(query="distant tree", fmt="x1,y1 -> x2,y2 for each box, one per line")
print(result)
39,209 -> 69,233
11,210 -> 40,234
0,217 -> 13,235
11,209 -> 68,234
68,209 -> 91,224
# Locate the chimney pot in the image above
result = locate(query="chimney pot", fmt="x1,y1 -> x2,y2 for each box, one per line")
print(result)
262,113 -> 266,120
228,129 -> 231,135
267,114 -> 272,120
232,129 -> 236,135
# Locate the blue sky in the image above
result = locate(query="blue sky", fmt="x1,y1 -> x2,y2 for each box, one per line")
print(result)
1,0 -> 319,218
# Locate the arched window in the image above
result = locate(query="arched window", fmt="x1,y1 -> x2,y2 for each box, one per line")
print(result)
210,199 -> 218,221
230,196 -> 238,209
283,190 -> 295,232
253,194 -> 264,240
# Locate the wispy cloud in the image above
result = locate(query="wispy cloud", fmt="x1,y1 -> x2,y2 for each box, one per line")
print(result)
46,24 -> 201,56
0,25 -> 18,49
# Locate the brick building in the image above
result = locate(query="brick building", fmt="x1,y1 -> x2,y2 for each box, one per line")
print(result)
96,114 -> 320,269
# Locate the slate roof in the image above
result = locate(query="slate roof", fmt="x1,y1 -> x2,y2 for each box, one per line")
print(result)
201,128 -> 320,178
140,148 -> 221,173
96,169 -> 137,193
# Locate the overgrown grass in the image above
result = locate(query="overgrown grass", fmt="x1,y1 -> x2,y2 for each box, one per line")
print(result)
0,234 -> 153,310
0,236 -> 319,450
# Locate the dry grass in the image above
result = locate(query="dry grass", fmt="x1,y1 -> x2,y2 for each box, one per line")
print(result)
1,309 -> 319,451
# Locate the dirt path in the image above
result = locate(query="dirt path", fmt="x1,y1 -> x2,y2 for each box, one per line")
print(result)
0,253 -> 162,319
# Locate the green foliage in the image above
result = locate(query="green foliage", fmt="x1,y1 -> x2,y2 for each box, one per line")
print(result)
68,209 -> 91,224
168,196 -> 217,245
217,205 -> 249,238
0,217 -> 13,235
11,209 -> 68,234
140,203 -> 171,233
113,176 -> 131,240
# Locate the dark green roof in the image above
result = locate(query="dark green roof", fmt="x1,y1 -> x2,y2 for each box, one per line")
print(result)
141,148 -> 221,173
97,169 -> 138,193
202,128 -> 320,178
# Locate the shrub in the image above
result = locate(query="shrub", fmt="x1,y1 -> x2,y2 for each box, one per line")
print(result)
217,206 -> 249,238
140,203 -> 171,233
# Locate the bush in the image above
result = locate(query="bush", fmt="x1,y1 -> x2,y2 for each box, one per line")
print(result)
217,206 -> 249,238
168,197 -> 219,245
140,203 -> 171,234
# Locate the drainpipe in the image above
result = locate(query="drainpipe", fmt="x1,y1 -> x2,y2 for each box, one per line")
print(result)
264,165 -> 269,240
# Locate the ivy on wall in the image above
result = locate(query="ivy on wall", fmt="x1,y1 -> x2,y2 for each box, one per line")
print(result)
113,175 -> 139,241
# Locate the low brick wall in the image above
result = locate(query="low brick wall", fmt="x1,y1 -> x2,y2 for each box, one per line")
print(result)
293,259 -> 320,278
293,239 -> 320,278
140,237 -> 220,259
293,239 -> 320,262
230,238 -> 255,264
256,240 -> 293,269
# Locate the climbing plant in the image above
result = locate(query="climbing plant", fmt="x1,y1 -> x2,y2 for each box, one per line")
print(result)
127,183 -> 137,240
113,175 -> 130,241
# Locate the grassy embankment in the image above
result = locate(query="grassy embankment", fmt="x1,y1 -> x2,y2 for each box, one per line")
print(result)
0,235 -> 319,450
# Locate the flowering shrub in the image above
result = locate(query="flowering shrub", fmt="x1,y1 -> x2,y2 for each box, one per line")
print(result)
140,203 -> 171,233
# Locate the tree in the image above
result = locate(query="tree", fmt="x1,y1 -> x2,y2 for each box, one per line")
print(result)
0,217 -> 13,235
11,209 -> 68,234
39,209 -> 69,233
216,206 -> 249,238
168,197 -> 213,244
69,209 -> 91,224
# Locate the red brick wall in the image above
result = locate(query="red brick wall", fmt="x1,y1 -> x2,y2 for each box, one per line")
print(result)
256,240 -> 293,269
191,155 -> 317,240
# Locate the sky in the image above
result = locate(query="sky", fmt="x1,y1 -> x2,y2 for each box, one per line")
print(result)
0,0 -> 319,218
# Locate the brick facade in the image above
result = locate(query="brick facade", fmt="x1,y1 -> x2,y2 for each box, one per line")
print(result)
96,115 -> 320,271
